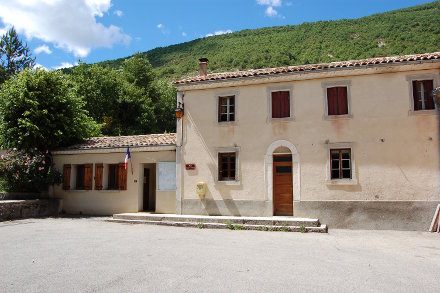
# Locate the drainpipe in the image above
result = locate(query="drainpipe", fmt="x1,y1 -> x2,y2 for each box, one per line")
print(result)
176,91 -> 184,214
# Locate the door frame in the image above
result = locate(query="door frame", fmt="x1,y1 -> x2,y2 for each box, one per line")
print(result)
264,140 -> 300,215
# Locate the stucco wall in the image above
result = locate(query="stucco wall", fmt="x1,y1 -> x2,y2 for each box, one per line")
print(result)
52,150 -> 176,215
178,65 -> 440,217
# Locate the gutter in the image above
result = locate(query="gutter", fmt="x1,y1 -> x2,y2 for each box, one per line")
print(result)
52,145 -> 176,155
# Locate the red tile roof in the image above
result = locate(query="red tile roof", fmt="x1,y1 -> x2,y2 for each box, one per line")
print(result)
59,133 -> 176,151
174,52 -> 440,85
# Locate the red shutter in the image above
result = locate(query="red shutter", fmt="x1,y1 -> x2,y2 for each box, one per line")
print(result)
424,80 -> 434,110
118,163 -> 127,190
272,91 -> 281,118
95,164 -> 103,190
412,81 -> 421,110
84,164 -> 93,190
63,164 -> 71,190
337,87 -> 348,115
327,88 -> 338,115
281,91 -> 290,118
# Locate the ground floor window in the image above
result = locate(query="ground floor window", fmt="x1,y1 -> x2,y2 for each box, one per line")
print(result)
330,149 -> 351,179
108,164 -> 120,190
218,152 -> 237,181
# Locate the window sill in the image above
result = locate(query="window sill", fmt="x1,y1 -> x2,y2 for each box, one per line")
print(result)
269,116 -> 295,123
217,121 -> 237,127
100,190 -> 120,193
324,114 -> 352,120
326,179 -> 358,186
408,109 -> 437,116
216,180 -> 241,186
66,190 -> 88,192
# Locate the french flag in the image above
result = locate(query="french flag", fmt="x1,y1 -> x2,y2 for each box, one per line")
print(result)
125,147 -> 131,170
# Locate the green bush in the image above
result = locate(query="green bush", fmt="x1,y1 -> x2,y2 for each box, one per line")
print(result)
0,149 -> 62,192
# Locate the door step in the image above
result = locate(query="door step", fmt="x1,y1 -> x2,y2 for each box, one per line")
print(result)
109,213 -> 328,233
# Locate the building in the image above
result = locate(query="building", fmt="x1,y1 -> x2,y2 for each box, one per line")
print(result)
51,134 -> 176,215
173,52 -> 440,229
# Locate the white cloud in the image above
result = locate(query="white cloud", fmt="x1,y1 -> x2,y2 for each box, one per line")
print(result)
113,10 -> 123,17
205,29 -> 233,38
0,0 -> 131,58
182,32 -> 187,37
0,25 -> 9,36
52,62 -> 74,70
34,63 -> 48,71
257,0 -> 282,17
257,0 -> 282,6
157,23 -> 163,29
265,6 -> 278,17
34,45 -> 52,55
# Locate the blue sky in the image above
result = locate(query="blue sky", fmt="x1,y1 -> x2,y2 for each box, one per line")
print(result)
0,0 -> 434,70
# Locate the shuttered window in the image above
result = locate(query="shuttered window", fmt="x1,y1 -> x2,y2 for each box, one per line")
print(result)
108,164 -> 120,190
218,95 -> 235,122
75,164 -> 93,190
63,164 -> 71,190
412,80 -> 435,111
330,149 -> 351,180
271,91 -> 290,118
327,87 -> 348,115
95,164 -> 103,190
218,152 -> 236,181
118,163 -> 127,190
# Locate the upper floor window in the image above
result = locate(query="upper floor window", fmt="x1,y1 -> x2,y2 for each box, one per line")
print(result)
412,80 -> 435,111
271,91 -> 290,118
327,87 -> 348,116
218,95 -> 235,122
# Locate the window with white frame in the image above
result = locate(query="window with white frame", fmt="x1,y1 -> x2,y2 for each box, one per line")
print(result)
218,95 -> 235,122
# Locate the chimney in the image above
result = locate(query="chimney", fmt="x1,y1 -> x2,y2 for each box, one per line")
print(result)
199,58 -> 209,78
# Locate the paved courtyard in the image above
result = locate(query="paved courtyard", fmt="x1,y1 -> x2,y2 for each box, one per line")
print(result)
0,217 -> 439,292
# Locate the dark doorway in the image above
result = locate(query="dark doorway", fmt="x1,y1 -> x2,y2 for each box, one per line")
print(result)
273,154 -> 293,216
143,168 -> 155,211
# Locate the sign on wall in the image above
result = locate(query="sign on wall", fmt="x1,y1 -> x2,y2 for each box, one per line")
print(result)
157,162 -> 176,191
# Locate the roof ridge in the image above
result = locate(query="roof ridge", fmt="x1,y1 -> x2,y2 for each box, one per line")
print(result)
173,51 -> 440,85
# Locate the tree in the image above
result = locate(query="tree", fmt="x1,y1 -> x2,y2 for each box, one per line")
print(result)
0,27 -> 35,84
0,69 -> 100,151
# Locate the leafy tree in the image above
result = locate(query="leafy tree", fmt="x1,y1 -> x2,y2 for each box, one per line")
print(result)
0,69 -> 100,151
0,27 -> 35,84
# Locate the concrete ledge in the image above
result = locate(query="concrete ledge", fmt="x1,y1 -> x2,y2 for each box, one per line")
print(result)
0,199 -> 62,221
294,201 -> 440,231
182,199 -> 272,217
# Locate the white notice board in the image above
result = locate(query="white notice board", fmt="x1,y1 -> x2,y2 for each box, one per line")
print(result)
157,162 -> 176,191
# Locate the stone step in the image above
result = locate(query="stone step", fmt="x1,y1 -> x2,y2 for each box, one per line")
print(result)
112,213 -> 321,227
107,218 -> 328,233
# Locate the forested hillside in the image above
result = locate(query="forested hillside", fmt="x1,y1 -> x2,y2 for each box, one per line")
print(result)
97,1 -> 440,80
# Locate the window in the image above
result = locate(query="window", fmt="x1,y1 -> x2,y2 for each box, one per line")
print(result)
76,165 -> 85,189
71,164 -> 93,190
412,80 -> 434,111
327,87 -> 348,115
218,152 -> 236,181
108,164 -> 120,190
330,149 -> 351,180
218,95 -> 235,122
271,91 -> 290,118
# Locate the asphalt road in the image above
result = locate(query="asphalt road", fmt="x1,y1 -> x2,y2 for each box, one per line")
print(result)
1,217 -> 439,292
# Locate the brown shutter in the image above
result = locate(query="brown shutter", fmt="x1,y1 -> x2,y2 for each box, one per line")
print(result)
412,81 -> 421,110
218,153 -> 223,180
84,164 -> 93,190
218,96 -> 222,122
281,91 -> 290,118
272,91 -> 281,118
118,163 -> 127,190
63,164 -> 71,190
424,80 -> 434,110
327,87 -> 338,115
337,87 -> 348,115
95,164 -> 103,190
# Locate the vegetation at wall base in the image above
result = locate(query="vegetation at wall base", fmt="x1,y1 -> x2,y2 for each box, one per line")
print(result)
91,1 -> 440,81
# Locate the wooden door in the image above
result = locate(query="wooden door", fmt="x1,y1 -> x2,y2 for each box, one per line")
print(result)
273,155 -> 293,216
143,168 -> 150,211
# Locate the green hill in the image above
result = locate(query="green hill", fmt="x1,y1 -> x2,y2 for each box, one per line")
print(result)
98,1 -> 440,80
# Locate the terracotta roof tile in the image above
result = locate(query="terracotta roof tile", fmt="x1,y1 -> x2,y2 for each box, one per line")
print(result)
174,52 -> 440,85
59,133 -> 176,151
